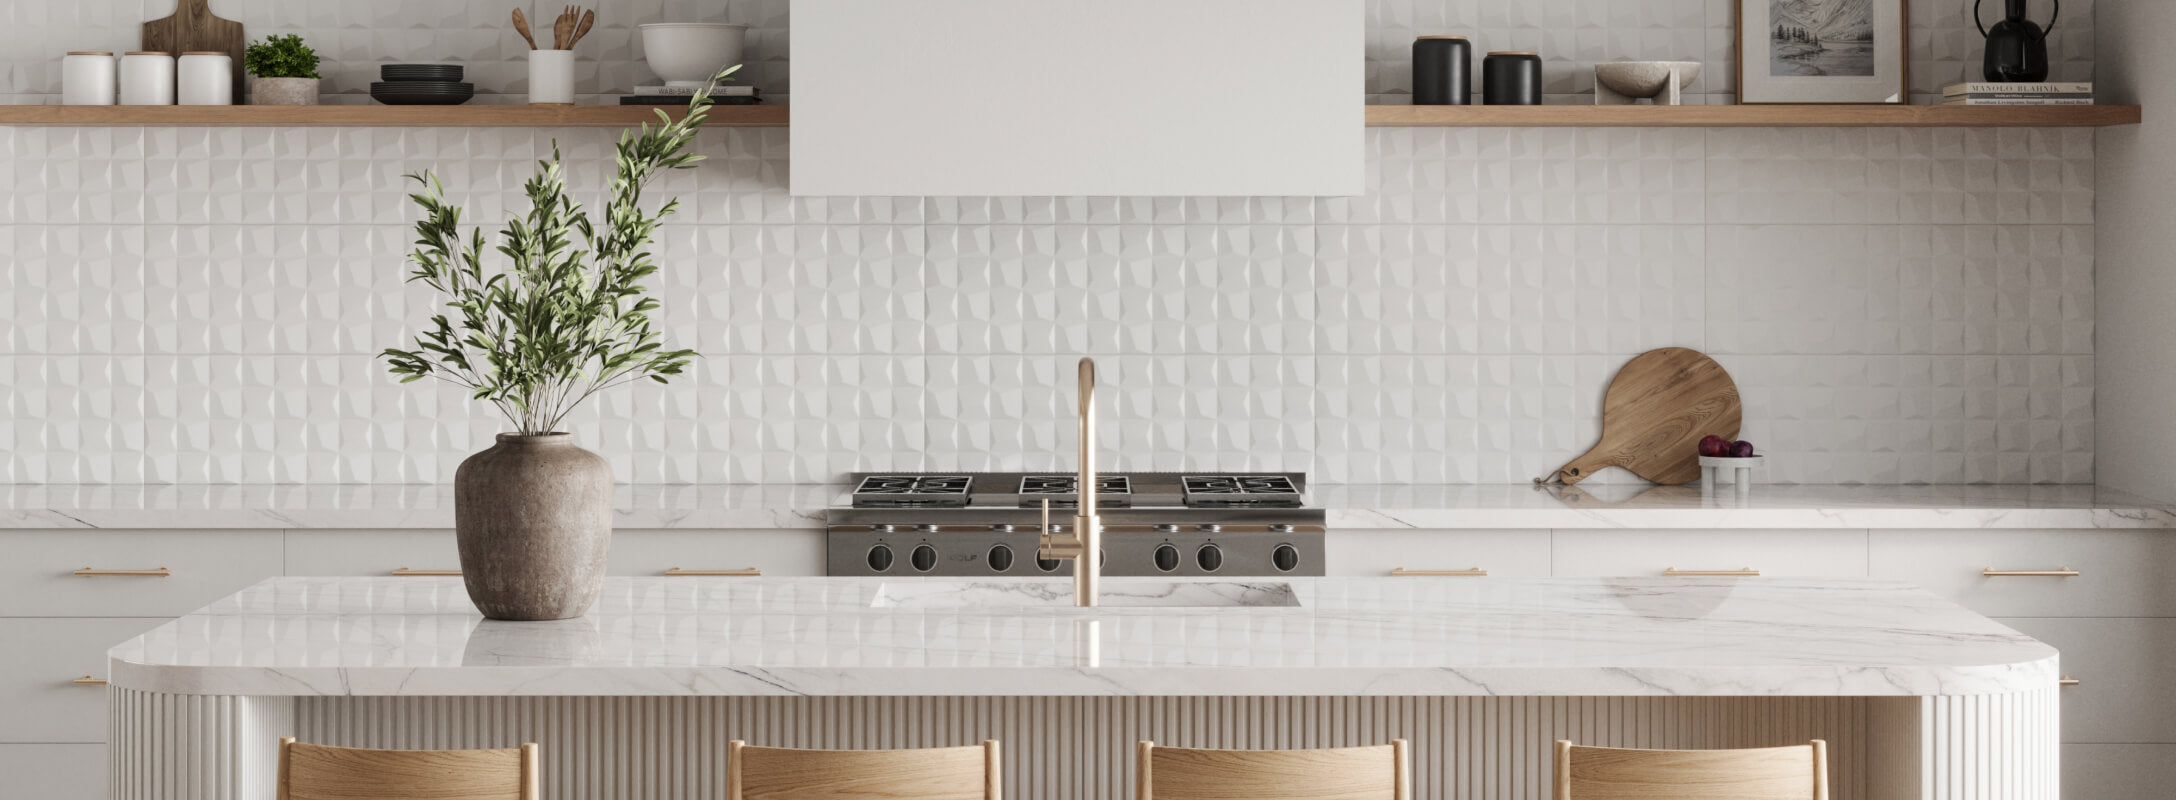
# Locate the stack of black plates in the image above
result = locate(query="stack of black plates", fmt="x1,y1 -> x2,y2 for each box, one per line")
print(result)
373,65 -> 473,105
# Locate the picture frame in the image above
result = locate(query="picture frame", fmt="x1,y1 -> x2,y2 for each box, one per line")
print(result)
1736,0 -> 1910,104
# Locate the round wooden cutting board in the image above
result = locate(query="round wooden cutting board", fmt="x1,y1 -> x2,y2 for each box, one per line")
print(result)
1539,347 -> 1742,486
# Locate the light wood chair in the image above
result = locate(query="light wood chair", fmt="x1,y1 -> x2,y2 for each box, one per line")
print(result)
727,740 -> 1002,800
1553,739 -> 1828,800
276,737 -> 538,800
1135,740 -> 1411,800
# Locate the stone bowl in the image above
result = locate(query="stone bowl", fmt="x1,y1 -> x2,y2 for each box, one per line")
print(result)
1594,61 -> 1702,99
639,23 -> 748,88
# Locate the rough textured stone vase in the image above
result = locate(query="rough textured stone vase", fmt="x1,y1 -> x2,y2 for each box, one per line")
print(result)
249,76 -> 318,105
454,433 -> 613,621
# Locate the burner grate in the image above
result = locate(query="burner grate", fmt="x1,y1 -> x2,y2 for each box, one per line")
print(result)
855,476 -> 973,495
1017,476 -> 1133,495
852,475 -> 974,508
1181,476 -> 1300,495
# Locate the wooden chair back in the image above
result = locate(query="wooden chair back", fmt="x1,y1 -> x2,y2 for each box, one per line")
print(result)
1135,740 -> 1411,800
1553,739 -> 1828,800
276,737 -> 538,800
727,740 -> 1002,800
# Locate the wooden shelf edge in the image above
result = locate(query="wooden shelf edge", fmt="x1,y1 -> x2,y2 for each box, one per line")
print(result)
0,104 -> 788,127
0,103 -> 2133,129
1365,104 -> 2142,128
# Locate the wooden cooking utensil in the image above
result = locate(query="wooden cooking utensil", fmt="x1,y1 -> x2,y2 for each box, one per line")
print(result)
554,6 -> 576,50
512,8 -> 540,50
142,0 -> 245,99
1536,347 -> 1743,487
569,8 -> 595,49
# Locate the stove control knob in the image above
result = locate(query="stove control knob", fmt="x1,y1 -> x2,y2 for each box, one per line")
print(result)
866,544 -> 895,572
1269,524 -> 1296,533
988,544 -> 1015,572
1196,544 -> 1224,572
990,524 -> 1015,533
1196,524 -> 1222,534
916,524 -> 941,534
1272,543 -> 1300,572
1153,544 -> 1181,572
910,544 -> 938,572
1036,556 -> 1062,573
1154,524 -> 1180,534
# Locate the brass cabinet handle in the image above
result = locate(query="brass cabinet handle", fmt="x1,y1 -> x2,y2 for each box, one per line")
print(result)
662,567 -> 762,577
1390,568 -> 1488,577
2060,676 -> 2082,687
1983,567 -> 2081,578
1665,568 -> 1761,577
71,676 -> 107,686
73,567 -> 170,577
389,567 -> 462,577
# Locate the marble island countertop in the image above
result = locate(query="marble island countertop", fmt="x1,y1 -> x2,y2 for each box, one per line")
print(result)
110,576 -> 2056,698
5,482 -> 2171,530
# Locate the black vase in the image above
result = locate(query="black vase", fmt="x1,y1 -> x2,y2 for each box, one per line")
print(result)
1482,52 -> 1543,106
1412,36 -> 1473,105
1979,0 -> 2060,82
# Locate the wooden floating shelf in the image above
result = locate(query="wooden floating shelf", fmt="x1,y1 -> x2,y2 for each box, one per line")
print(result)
0,104 -> 788,127
0,103 -> 2137,128
1365,104 -> 2143,128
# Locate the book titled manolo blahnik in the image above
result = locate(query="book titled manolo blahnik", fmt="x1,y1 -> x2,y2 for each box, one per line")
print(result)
1942,82 -> 2093,96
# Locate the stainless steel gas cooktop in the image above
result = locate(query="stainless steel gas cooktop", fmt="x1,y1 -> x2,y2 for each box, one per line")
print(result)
826,472 -> 1325,578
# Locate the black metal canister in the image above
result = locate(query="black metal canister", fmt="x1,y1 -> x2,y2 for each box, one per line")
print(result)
1412,36 -> 1472,105
1482,51 -> 1544,105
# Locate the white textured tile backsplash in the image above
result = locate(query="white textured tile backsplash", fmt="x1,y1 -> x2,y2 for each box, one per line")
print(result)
0,1 -> 2101,486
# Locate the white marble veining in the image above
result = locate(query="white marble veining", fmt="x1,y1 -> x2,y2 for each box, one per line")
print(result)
4,483 -> 2169,531
109,576 -> 2056,698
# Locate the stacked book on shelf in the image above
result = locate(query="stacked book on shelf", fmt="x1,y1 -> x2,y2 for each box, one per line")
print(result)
1942,82 -> 2093,106
620,84 -> 763,106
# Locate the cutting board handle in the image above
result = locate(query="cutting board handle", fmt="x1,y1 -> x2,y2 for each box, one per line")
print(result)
1535,446 -> 1613,486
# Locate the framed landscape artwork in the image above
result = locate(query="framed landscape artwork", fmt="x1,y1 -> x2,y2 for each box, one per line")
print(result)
1737,0 -> 1909,104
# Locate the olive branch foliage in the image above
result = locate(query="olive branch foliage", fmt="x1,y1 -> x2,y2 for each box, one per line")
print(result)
381,66 -> 741,436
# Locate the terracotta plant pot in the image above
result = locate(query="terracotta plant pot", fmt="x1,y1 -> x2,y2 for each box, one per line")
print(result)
453,433 -> 613,621
250,76 -> 319,106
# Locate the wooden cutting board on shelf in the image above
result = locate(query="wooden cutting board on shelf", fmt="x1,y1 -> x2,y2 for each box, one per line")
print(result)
1538,347 -> 1742,486
143,0 -> 246,99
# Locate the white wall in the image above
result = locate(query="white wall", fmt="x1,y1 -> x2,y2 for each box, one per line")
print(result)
0,1 -> 2103,487
2093,0 -> 2176,499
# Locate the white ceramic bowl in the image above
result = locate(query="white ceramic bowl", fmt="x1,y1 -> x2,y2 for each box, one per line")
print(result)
639,23 -> 749,87
1593,61 -> 1702,99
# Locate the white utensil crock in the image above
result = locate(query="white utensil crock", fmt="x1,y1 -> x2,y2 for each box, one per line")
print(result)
529,50 -> 576,105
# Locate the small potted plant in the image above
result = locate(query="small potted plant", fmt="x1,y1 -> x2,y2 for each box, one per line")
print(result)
244,34 -> 320,105
380,68 -> 737,621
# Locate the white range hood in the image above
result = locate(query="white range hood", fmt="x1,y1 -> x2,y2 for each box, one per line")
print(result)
790,0 -> 1363,197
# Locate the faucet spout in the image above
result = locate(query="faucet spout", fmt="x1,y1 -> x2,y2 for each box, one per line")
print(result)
1038,357 -> 1102,607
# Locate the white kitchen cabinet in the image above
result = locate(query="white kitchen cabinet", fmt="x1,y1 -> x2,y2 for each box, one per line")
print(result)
0,618 -> 166,743
1870,530 -> 2176,617
791,0 -> 1363,197
284,531 -> 462,577
1550,530 -> 1870,578
2001,617 -> 2176,744
1326,530 -> 1551,578
0,532 -> 282,617
0,744 -> 106,800
610,530 -> 826,577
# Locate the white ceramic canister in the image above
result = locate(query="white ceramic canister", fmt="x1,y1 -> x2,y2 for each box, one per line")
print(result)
118,51 -> 175,105
177,52 -> 233,105
61,51 -> 117,106
528,49 -> 576,105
